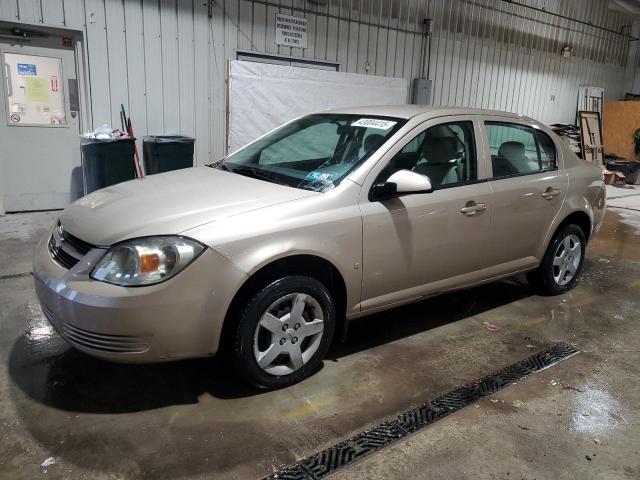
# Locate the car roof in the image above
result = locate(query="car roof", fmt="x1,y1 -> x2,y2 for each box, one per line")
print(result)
323,104 -> 533,121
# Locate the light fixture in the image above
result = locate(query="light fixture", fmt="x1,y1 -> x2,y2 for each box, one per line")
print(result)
562,46 -> 572,58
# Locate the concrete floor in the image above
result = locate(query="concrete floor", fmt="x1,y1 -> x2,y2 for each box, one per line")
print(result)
1,187 -> 639,479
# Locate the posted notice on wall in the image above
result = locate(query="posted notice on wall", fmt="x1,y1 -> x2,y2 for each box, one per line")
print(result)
275,13 -> 308,48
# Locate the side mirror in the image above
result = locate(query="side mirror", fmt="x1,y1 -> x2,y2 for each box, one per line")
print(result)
371,169 -> 433,201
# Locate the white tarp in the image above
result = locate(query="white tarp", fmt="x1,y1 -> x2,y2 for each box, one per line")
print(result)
228,60 -> 408,152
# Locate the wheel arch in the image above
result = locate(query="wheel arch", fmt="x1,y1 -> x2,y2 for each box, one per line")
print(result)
555,210 -> 592,242
218,254 -> 348,354
537,210 -> 592,264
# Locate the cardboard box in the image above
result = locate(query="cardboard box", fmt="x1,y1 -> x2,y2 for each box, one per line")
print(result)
603,169 -> 626,185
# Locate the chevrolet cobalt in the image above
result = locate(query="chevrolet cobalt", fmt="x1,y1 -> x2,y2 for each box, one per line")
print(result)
33,106 -> 606,388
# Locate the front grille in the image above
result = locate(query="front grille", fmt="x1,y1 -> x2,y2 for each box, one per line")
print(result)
56,222 -> 95,255
48,222 -> 98,270
48,236 -> 79,269
61,322 -> 150,353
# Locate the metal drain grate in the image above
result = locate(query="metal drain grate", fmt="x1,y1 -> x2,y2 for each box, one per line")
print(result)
0,271 -> 32,281
265,342 -> 578,480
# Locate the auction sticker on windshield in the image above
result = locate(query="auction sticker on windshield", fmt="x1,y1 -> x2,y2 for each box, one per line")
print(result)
351,118 -> 397,130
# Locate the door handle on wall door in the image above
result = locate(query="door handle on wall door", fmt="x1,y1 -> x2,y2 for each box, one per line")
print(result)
3,64 -> 12,97
542,188 -> 561,199
460,201 -> 487,216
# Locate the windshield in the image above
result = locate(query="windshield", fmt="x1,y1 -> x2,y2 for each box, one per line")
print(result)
214,114 -> 406,192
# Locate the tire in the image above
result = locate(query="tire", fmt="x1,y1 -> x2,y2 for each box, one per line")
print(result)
527,224 -> 586,296
232,275 -> 336,389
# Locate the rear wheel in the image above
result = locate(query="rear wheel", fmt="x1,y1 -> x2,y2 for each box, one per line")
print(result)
527,224 -> 586,295
232,275 -> 336,388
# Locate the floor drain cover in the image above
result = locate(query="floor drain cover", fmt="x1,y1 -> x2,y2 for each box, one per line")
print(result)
0,271 -> 32,281
265,342 -> 578,479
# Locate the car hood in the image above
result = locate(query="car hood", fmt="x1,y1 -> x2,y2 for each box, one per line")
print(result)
59,166 -> 318,246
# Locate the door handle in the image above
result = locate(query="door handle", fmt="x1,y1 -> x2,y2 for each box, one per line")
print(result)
542,188 -> 561,199
460,201 -> 487,216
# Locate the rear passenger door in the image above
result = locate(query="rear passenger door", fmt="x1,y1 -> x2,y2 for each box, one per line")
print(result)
481,118 -> 568,272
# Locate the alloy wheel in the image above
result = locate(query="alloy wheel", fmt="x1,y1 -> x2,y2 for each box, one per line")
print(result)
252,293 -> 325,376
552,234 -> 582,286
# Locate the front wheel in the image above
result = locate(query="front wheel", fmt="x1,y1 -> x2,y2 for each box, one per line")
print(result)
527,224 -> 586,295
232,275 -> 336,388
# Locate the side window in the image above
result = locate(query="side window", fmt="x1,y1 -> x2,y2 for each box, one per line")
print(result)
485,122 -> 541,178
400,131 -> 426,154
486,122 -> 557,177
535,130 -> 557,170
378,121 -> 477,189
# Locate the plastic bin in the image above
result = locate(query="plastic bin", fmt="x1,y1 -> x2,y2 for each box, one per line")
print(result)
604,159 -> 640,185
81,137 -> 137,194
143,135 -> 195,175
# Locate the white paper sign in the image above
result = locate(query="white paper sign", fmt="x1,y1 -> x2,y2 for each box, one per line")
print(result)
275,13 -> 308,48
351,118 -> 397,130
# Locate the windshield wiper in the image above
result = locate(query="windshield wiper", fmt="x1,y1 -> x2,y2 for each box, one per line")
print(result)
207,159 -> 227,169
225,166 -> 285,184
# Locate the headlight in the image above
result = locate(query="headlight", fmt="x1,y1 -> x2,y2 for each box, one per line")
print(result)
90,236 -> 205,286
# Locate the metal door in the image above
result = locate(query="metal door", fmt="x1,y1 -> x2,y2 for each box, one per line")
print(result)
0,31 -> 81,213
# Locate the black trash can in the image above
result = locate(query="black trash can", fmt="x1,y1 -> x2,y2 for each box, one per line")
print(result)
143,135 -> 195,175
605,159 -> 640,185
81,137 -> 137,194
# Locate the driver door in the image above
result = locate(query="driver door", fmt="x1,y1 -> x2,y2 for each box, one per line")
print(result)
359,117 -> 493,312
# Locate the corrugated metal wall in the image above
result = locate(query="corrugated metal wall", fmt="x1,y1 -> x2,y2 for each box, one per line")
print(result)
0,0 -> 635,165
427,0 -> 631,125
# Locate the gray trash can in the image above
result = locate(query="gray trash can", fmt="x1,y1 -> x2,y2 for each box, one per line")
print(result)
143,135 -> 195,175
81,137 -> 137,194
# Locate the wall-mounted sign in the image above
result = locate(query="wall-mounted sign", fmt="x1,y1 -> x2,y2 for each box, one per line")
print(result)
25,76 -> 49,102
17,63 -> 37,75
275,13 -> 308,48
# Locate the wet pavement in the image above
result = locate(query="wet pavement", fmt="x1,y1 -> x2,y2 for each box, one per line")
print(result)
1,207 -> 639,479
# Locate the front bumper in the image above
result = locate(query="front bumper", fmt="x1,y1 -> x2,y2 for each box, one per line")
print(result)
32,228 -> 248,363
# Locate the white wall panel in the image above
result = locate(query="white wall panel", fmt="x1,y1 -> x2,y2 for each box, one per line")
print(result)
0,0 -> 19,20
142,0 -> 164,134
104,0 -> 128,127
41,0 -> 64,26
63,0 -> 86,29
17,0 -> 42,24
237,0 -> 252,52
1,0 -> 637,164
265,2 -> 277,54
160,0 -> 180,133
210,0 -> 225,158
123,0 -> 147,155
252,1 -> 267,52
84,0 -> 111,127
177,0 -> 195,136
193,0 -> 211,163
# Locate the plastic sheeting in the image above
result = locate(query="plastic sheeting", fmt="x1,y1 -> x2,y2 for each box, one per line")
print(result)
228,60 -> 408,153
